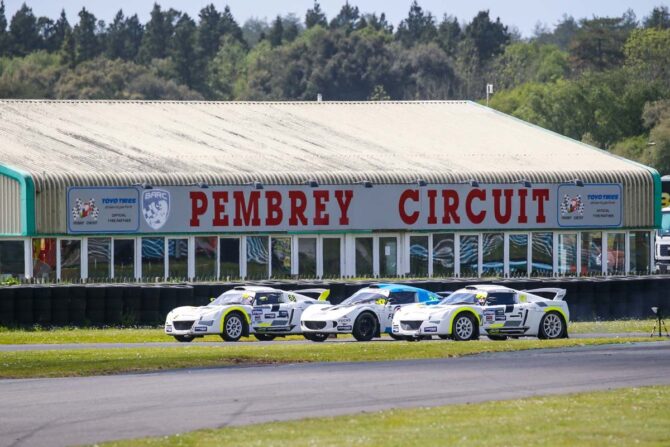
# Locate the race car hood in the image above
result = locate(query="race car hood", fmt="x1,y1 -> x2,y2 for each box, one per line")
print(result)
394,303 -> 434,320
301,303 -> 359,321
168,305 -> 221,320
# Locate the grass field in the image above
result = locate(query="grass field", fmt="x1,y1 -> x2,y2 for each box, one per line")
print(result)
101,385 -> 670,447
0,319 -> 657,345
0,337 -> 662,379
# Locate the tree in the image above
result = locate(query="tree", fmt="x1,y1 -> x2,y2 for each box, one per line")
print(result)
329,2 -> 360,33
46,10 -> 70,54
624,28 -> 670,91
463,10 -> 510,63
391,42 -> 457,99
282,14 -> 301,42
196,4 -> 222,61
206,34 -> 247,99
171,13 -> 199,88
360,13 -> 392,34
60,27 -> 75,68
436,15 -> 460,56
106,10 -> 143,61
73,7 -> 99,64
644,6 -> 670,29
396,1 -> 437,47
0,0 -> 10,56
220,6 -> 244,45
569,15 -> 634,72
9,3 -> 40,56
0,51 -> 62,98
139,3 -> 173,62
305,1 -> 327,29
242,18 -> 269,47
268,16 -> 284,47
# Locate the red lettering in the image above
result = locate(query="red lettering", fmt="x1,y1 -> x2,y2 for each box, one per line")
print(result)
517,188 -> 528,224
335,190 -> 353,225
532,189 -> 550,224
212,191 -> 229,226
399,189 -> 420,225
492,189 -> 514,224
265,191 -> 283,226
189,191 -> 208,227
427,189 -> 437,224
233,191 -> 261,226
313,190 -> 330,225
441,189 -> 460,224
465,189 -> 486,224
289,191 -> 308,226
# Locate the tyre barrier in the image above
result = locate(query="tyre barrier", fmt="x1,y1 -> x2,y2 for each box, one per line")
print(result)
140,286 -> 161,325
15,286 -> 34,326
33,285 -> 52,326
122,285 -> 142,325
69,285 -> 87,326
0,287 -> 15,326
105,285 -> 124,326
86,285 -> 106,325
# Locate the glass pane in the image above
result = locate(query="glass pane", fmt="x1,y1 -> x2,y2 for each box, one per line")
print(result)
323,238 -> 341,278
580,232 -> 602,275
409,236 -> 429,277
298,238 -> 317,277
379,237 -> 397,277
355,237 -> 373,277
33,238 -> 56,281
0,240 -> 24,278
142,237 -> 164,279
482,233 -> 503,276
246,236 -> 268,279
167,239 -> 188,279
219,238 -> 240,279
509,234 -> 528,277
557,233 -> 577,276
629,231 -> 650,274
60,240 -> 81,282
88,238 -> 111,280
531,232 -> 553,277
271,237 -> 291,278
195,237 -> 217,279
433,233 -> 454,277
113,239 -> 135,279
607,233 -> 626,275
459,235 -> 479,277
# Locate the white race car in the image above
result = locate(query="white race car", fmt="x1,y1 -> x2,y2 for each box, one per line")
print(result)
165,286 -> 331,342
300,283 -> 441,342
392,284 -> 569,341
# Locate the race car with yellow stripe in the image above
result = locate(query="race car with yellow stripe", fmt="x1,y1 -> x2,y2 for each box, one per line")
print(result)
392,284 -> 569,341
165,286 -> 330,342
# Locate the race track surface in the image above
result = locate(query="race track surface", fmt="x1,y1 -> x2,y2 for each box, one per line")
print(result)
1,342 -> 669,447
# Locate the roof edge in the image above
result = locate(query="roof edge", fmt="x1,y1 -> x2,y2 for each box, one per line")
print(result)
0,163 -> 35,235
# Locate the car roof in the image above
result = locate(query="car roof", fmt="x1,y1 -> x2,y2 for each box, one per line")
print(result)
230,286 -> 280,293
462,284 -> 517,293
368,283 -> 432,293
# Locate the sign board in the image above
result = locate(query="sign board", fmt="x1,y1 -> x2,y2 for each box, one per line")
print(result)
67,183 -> 623,234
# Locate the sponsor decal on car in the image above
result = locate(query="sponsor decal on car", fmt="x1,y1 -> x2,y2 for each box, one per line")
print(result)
392,325 -> 399,333
423,326 -> 437,333
194,326 -> 207,332
337,325 -> 353,331
165,325 -> 173,332
278,311 -> 289,318
264,313 -> 276,319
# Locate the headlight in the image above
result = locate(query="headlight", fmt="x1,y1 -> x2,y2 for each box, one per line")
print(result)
199,320 -> 214,326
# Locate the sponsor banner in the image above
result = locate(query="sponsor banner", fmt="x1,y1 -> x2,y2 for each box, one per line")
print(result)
66,183 -> 623,234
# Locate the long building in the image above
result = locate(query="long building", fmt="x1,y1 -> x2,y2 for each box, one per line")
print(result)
0,100 -> 660,282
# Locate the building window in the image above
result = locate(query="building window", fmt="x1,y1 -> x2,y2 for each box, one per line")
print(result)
298,238 -> 317,277
195,237 -> 217,279
33,238 -> 56,281
271,237 -> 291,278
114,239 -> 135,279
607,232 -> 626,275
509,234 -> 528,277
246,236 -> 268,279
167,238 -> 188,279
219,238 -> 240,279
0,240 -> 24,279
482,233 -> 503,277
433,233 -> 454,277
142,237 -> 164,280
629,231 -> 650,274
379,236 -> 397,277
459,234 -> 479,277
322,238 -> 341,278
557,233 -> 577,276
531,232 -> 553,277
60,239 -> 82,281
580,231 -> 602,275
355,237 -> 373,277
88,238 -> 111,280
409,235 -> 429,277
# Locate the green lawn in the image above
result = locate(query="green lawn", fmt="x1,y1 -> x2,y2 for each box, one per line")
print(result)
101,385 -> 670,447
0,337 -> 662,379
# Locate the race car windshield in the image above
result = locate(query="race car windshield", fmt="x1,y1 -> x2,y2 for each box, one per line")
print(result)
439,292 -> 477,305
661,211 -> 670,235
340,292 -> 388,306
210,292 -> 250,306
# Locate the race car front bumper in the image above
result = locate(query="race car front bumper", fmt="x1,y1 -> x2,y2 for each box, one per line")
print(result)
165,319 -> 219,336
301,319 -> 353,334
392,320 -> 441,338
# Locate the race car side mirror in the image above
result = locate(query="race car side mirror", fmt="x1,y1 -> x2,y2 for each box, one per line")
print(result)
209,297 -> 214,302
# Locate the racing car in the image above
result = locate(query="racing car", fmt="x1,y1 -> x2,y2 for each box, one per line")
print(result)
300,283 -> 441,342
165,286 -> 330,342
392,284 -> 569,341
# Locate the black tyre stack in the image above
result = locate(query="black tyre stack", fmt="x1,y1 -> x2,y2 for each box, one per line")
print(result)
33,285 -> 52,326
0,287 -> 16,327
140,286 -> 161,325
15,286 -> 34,326
105,285 -> 124,326
85,285 -> 106,326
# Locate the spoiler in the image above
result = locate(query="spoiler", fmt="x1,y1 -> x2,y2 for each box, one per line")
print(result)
290,288 -> 331,301
523,288 -> 566,301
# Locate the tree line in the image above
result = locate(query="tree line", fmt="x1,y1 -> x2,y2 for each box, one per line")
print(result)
0,1 -> 669,172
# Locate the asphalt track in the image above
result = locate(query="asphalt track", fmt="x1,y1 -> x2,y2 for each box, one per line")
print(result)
1,342 -> 669,447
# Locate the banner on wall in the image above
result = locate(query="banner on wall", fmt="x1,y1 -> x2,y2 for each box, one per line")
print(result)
66,183 -> 623,234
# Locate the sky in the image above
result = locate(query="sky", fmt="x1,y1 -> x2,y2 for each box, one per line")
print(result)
2,0 -> 667,37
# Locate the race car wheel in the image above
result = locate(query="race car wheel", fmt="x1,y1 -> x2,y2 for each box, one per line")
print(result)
538,312 -> 565,340
352,313 -> 378,342
221,312 -> 245,342
253,334 -> 276,341
487,334 -> 508,341
174,335 -> 194,343
452,313 -> 475,341
304,333 -> 328,342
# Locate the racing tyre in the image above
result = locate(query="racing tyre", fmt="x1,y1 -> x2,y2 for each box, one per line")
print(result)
487,334 -> 508,341
253,334 -> 276,342
538,312 -> 565,340
451,313 -> 476,341
221,312 -> 245,342
352,313 -> 378,342
174,335 -> 194,343
303,333 -> 328,342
